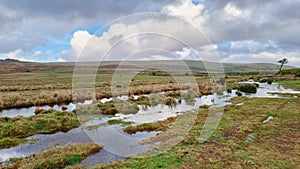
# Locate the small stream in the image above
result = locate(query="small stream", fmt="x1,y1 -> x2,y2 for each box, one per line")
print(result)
0,81 -> 299,167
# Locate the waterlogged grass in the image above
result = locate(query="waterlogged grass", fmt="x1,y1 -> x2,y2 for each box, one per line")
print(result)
107,119 -> 133,126
133,95 -> 151,106
123,117 -> 176,134
0,138 -> 26,149
0,110 -> 80,148
98,99 -> 139,115
278,80 -> 300,90
94,97 -> 300,168
7,143 -> 103,169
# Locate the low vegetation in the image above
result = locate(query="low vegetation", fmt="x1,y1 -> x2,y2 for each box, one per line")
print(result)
107,119 -> 132,126
94,97 -> 300,169
98,99 -> 139,115
133,95 -> 151,106
278,80 -> 300,90
238,83 -> 257,93
7,143 -> 103,169
0,110 -> 80,148
279,68 -> 300,77
123,117 -> 176,134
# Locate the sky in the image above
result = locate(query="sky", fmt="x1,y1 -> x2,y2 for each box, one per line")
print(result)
0,0 -> 299,66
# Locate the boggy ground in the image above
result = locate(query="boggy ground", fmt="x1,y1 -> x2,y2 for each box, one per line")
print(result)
1,67 -> 300,168
6,143 -> 102,169
0,110 -> 80,149
1,66 -> 299,110
90,97 -> 299,169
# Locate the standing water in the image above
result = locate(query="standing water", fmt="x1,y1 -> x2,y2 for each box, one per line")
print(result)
0,81 -> 299,167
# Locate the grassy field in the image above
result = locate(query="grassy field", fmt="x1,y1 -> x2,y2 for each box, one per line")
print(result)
93,97 -> 300,169
0,60 -> 299,168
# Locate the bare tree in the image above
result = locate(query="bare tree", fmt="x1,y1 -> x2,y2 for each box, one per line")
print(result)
278,57 -> 288,73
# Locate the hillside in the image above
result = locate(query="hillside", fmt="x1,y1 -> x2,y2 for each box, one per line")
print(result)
0,59 -> 296,74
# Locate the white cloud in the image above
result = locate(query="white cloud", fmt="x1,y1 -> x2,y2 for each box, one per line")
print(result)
223,3 -> 251,20
4,49 -> 23,59
71,30 -> 95,57
34,51 -> 42,57
60,15 -> 217,62
57,57 -> 66,62
176,47 -> 191,59
162,0 -> 207,30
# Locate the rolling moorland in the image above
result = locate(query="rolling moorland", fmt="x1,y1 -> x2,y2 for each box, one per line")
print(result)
0,59 -> 299,169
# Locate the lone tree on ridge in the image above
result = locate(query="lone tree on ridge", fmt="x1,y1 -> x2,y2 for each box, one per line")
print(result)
278,57 -> 288,73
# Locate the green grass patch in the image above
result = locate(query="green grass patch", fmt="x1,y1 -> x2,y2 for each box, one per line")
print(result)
278,80 -> 300,90
123,117 -> 176,134
95,97 -> 300,168
0,110 -> 80,148
98,99 -> 139,115
107,119 -> 132,126
7,143 -> 103,169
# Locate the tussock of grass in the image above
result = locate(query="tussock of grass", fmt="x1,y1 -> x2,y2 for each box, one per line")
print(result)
0,138 -> 26,149
149,94 -> 165,106
182,90 -> 200,104
0,110 -> 80,148
133,95 -> 150,106
1,91 -> 72,110
164,91 -> 181,98
7,143 -> 103,169
164,97 -> 176,106
107,119 -> 132,126
238,83 -> 257,93
123,117 -> 176,134
98,99 -> 139,115
199,104 -> 209,109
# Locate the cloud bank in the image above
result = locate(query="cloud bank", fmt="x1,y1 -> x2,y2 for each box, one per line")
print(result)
0,0 -> 299,66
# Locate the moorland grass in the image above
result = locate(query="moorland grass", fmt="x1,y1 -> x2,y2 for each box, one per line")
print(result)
123,117 -> 176,134
94,97 -> 300,169
98,99 -> 139,115
7,143 -> 103,169
278,80 -> 300,90
0,110 -> 80,148
238,83 -> 257,93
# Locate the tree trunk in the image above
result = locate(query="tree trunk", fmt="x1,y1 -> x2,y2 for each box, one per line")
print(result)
279,63 -> 284,73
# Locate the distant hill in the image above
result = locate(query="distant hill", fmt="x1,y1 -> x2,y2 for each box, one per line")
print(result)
0,59 -> 45,73
0,59 -> 296,74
